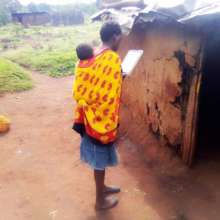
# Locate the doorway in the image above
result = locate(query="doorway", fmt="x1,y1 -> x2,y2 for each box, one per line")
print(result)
197,29 -> 220,160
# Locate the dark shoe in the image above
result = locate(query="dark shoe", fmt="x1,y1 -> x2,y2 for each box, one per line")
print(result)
95,196 -> 118,211
104,186 -> 121,195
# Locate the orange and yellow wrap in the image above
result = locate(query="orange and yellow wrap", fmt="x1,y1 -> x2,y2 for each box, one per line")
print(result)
73,49 -> 122,144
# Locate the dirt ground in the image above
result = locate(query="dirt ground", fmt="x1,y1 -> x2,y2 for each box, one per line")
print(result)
1,71 -> 220,220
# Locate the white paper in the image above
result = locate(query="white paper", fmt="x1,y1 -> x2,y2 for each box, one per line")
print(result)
122,50 -> 144,75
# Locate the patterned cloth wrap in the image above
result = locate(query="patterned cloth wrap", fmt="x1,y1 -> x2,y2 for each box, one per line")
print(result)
73,48 -> 122,144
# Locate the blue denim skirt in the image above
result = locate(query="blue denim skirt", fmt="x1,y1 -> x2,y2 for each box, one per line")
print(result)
80,134 -> 118,170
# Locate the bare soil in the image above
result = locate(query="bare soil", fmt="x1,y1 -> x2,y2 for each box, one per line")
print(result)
0,71 -> 220,220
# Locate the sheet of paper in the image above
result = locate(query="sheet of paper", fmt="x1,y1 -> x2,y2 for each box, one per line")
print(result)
121,50 -> 144,75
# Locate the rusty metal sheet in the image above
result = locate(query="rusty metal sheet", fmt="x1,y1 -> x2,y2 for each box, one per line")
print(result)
92,0 -> 220,31
136,1 -> 220,25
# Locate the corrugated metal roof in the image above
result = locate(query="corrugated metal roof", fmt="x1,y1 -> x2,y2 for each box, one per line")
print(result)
92,0 -> 220,31
179,1 -> 220,23
141,0 -> 220,22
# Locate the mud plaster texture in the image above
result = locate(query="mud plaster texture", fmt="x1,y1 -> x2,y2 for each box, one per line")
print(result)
119,23 -> 202,164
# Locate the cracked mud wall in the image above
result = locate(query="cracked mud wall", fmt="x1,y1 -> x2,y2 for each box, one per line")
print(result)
119,23 -> 202,155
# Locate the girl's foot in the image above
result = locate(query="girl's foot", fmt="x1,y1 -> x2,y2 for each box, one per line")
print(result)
95,196 -> 118,211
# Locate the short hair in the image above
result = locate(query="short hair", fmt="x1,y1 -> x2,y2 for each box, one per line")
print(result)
76,43 -> 94,60
100,22 -> 122,43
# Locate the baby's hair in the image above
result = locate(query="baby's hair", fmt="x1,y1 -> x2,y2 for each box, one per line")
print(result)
76,43 -> 94,60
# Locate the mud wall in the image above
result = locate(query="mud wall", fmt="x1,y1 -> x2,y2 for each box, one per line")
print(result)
22,14 -> 51,26
119,22 -> 202,152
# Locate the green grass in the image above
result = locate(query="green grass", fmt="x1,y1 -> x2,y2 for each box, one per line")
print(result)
0,58 -> 33,93
6,50 -> 77,77
0,23 -> 101,77
0,22 -> 100,92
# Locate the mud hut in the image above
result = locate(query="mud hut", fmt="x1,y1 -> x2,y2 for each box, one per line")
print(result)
12,12 -> 50,26
12,10 -> 84,26
93,1 -> 220,166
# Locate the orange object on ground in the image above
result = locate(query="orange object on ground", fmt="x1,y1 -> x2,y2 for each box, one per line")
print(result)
0,115 -> 10,133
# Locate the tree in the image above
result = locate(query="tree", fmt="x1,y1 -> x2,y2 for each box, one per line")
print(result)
97,0 -> 145,9
27,3 -> 38,13
7,0 -> 22,13
75,3 -> 98,16
0,0 -> 22,25
0,8 -> 8,25
38,3 -> 51,13
96,0 -> 102,8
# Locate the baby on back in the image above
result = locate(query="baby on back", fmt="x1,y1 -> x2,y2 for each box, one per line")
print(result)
76,43 -> 94,61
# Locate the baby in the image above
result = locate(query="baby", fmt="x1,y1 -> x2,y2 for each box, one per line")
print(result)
76,43 -> 94,61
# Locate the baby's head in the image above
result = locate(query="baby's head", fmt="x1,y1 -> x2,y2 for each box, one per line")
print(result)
76,43 -> 94,61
